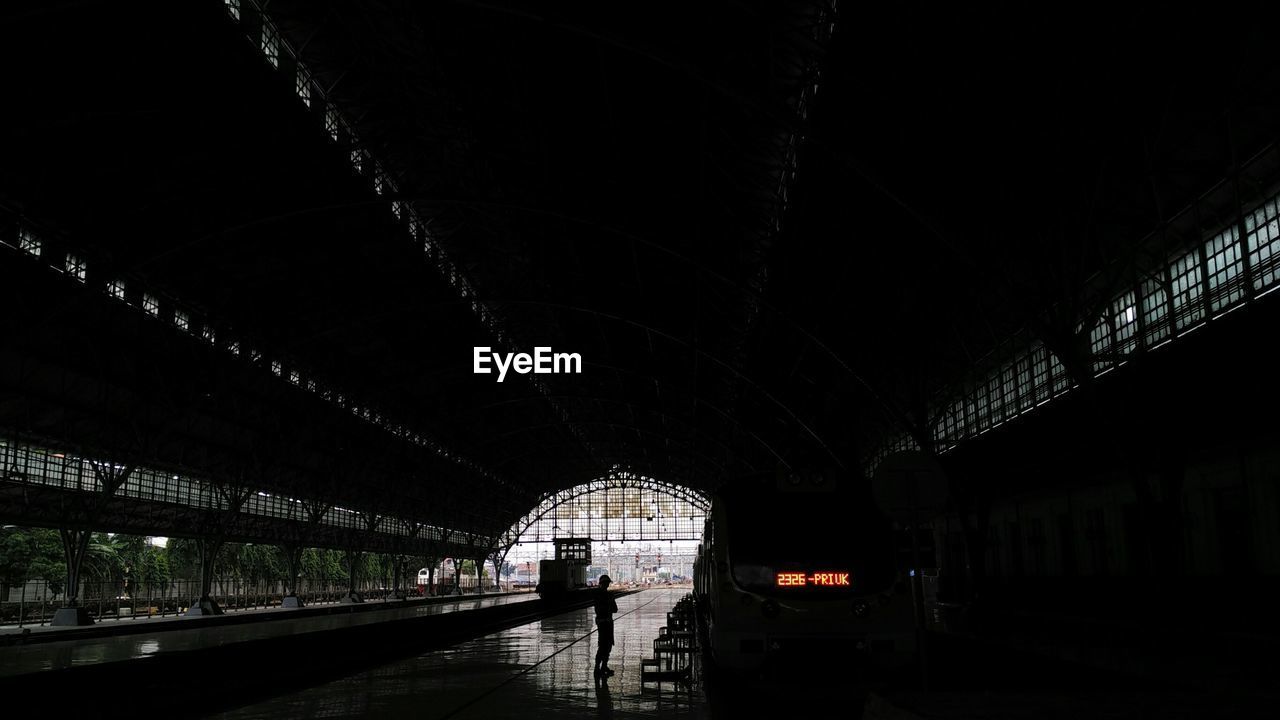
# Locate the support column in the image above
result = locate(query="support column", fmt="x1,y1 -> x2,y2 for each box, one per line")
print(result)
189,479 -> 252,617
475,557 -> 483,596
185,537 -> 225,616
52,528 -> 94,626
452,557 -> 461,594
390,554 -> 407,600
492,556 -> 502,593
53,460 -> 134,625
282,544 -> 305,608
341,549 -> 364,603
295,500 -> 330,605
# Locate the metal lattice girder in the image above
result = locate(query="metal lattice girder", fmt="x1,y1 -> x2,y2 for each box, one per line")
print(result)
495,471 -> 709,553
0,481 -> 479,559
0,435 -> 489,556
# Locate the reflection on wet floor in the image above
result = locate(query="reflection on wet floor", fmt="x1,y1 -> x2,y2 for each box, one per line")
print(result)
214,588 -> 707,720
0,594 -> 534,678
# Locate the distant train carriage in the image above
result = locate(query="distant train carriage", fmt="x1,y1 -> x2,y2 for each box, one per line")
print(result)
417,566 -> 464,595
536,538 -> 591,598
694,474 -> 914,673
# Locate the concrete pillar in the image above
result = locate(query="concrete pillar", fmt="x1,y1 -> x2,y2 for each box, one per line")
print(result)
52,462 -> 134,626
185,538 -> 225,616
282,544 -> 305,608
390,554 -> 407,600
52,529 -> 94,626
341,549 -> 364,603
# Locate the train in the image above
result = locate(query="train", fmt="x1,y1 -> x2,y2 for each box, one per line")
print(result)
416,566 -> 484,595
536,538 -> 591,597
693,472 -> 915,674
417,568 -> 458,595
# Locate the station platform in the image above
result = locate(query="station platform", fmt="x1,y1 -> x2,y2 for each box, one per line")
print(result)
0,590 -> 533,646
215,587 -> 706,720
4,587 -> 917,719
0,588 -> 635,719
0,592 -> 538,679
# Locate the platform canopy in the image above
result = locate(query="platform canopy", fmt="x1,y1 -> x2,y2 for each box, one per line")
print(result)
4,2 -> 1277,543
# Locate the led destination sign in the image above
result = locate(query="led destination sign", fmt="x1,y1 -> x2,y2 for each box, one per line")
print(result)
775,572 -> 850,587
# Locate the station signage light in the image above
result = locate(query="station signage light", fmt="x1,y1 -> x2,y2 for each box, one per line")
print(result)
775,571 -> 850,587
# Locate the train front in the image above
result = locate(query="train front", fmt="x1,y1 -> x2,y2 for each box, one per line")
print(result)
701,482 -> 915,675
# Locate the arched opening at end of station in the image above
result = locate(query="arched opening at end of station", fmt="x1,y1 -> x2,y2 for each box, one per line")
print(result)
496,471 -> 709,590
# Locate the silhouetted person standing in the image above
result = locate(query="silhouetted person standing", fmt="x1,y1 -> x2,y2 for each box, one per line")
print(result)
594,575 -> 618,678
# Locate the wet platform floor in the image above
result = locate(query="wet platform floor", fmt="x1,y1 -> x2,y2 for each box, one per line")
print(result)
1,592 -> 538,678
214,588 -> 706,720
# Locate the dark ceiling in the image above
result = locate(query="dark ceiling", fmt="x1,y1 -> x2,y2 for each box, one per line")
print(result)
3,1 -> 1279,537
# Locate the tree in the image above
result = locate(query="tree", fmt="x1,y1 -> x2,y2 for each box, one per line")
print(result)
133,543 -> 171,597
0,527 -> 67,598
460,559 -> 488,579
300,548 -> 344,579
28,529 -> 65,597
0,528 -> 37,599
87,534 -> 172,599
82,533 -> 128,588
225,543 -> 285,585
165,538 -> 202,579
